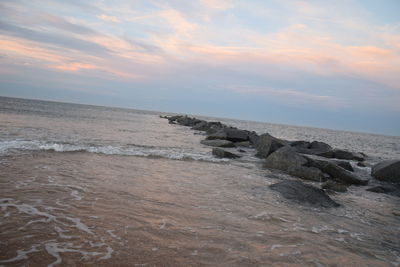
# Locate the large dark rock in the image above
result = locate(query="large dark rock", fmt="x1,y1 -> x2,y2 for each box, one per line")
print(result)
207,128 -> 250,142
291,140 -> 332,155
212,148 -> 240,159
310,159 -> 368,185
371,159 -> 400,183
269,180 -> 340,208
200,139 -> 235,148
255,133 -> 286,158
264,146 -> 327,182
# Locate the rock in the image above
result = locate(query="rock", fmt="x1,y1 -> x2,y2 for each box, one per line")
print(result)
235,141 -> 251,147
290,140 -> 332,155
357,162 -> 366,167
176,116 -> 201,126
372,159 -> 400,183
336,161 -> 354,172
366,185 -> 400,197
318,149 -> 365,161
207,128 -> 249,142
309,141 -> 332,152
206,124 -> 224,135
287,166 -> 328,182
264,146 -> 308,169
264,146 -> 327,182
192,121 -> 209,131
167,115 -> 182,124
333,149 -> 365,161
200,139 -> 235,148
255,133 -> 286,158
212,148 -> 240,159
248,132 -> 260,145
321,181 -> 348,192
269,180 -> 340,208
310,159 -> 368,185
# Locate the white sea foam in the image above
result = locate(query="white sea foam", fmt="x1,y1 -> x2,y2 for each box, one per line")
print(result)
0,140 -> 228,162
0,244 -> 40,263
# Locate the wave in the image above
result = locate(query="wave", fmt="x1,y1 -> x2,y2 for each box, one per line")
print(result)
0,140 -> 228,162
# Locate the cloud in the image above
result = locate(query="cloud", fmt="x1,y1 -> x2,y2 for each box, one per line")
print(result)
97,14 -> 121,23
0,21 -> 111,55
227,85 -> 346,109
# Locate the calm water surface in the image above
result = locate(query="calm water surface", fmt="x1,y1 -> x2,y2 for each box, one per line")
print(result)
0,96 -> 399,266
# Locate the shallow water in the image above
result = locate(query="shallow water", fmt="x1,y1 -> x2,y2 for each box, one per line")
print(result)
0,96 -> 400,266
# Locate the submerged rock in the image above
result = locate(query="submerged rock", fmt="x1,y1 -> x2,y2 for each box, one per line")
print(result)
212,148 -> 240,159
269,180 -> 340,208
200,139 -> 235,148
372,159 -> 400,183
264,146 -> 327,182
255,133 -> 286,158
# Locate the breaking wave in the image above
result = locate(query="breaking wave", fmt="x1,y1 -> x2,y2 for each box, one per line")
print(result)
0,140 -> 228,162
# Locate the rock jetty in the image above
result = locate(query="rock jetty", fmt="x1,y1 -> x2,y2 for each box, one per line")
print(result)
161,114 -> 400,206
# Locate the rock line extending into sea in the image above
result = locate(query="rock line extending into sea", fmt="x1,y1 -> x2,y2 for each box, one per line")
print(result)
161,114 -> 400,208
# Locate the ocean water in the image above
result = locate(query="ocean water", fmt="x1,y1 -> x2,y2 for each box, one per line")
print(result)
0,96 -> 399,266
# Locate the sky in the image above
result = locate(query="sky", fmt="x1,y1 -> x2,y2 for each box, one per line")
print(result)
0,0 -> 400,136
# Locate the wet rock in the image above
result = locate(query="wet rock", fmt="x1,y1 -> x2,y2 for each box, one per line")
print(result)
318,149 -> 365,161
366,185 -> 400,197
357,162 -> 366,167
291,141 -> 332,155
206,124 -> 224,135
200,139 -> 235,148
235,141 -> 251,147
192,121 -> 209,131
372,159 -> 400,183
321,180 -> 348,192
310,159 -> 368,185
336,161 -> 354,172
255,133 -> 286,158
212,148 -> 240,159
167,115 -> 182,124
207,128 -> 250,142
248,132 -> 260,145
264,146 -> 327,182
269,180 -> 340,208
176,116 -> 201,126
309,141 -> 332,152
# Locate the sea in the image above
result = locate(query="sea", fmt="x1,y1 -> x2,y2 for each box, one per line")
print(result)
0,96 -> 399,266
